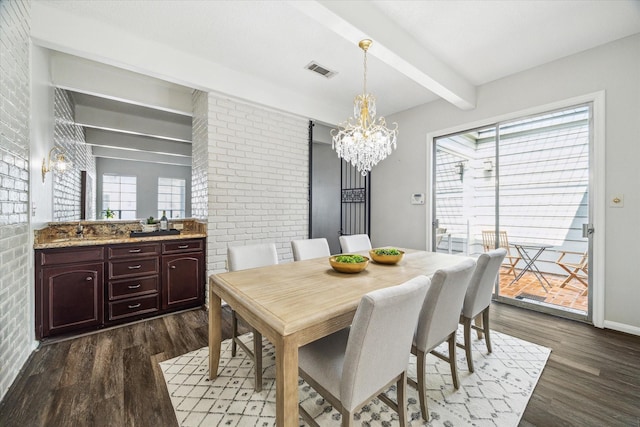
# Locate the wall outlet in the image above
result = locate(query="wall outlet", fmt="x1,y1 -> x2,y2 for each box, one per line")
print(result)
173,223 -> 184,230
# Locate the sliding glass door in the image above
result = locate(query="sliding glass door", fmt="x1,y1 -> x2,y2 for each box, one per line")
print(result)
432,104 -> 592,319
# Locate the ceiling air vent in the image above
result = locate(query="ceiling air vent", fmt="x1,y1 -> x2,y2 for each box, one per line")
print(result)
305,62 -> 337,79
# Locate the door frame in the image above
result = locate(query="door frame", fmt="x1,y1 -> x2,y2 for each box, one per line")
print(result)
426,91 -> 605,327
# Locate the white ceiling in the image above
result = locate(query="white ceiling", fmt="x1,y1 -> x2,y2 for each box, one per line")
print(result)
32,0 -> 640,163
37,0 -> 640,122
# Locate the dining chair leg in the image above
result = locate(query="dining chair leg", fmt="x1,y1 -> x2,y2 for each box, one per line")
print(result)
252,328 -> 263,392
463,317 -> 474,373
231,310 -> 238,357
448,333 -> 460,390
397,372 -> 407,426
340,407 -> 353,427
474,314 -> 484,340
416,349 -> 429,421
482,307 -> 492,354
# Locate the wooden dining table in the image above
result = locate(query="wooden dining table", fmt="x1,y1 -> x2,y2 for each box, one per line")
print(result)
208,249 -> 471,427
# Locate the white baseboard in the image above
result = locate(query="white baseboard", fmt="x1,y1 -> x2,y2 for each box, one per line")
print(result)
603,320 -> 640,336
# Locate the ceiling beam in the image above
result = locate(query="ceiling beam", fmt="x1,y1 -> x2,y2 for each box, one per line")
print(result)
92,146 -> 191,167
291,0 -> 477,110
75,103 -> 192,143
85,128 -> 192,157
51,51 -> 193,116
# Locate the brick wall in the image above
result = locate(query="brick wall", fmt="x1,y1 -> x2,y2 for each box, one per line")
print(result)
191,90 -> 208,221
206,94 -> 309,272
0,0 -> 33,401
53,88 -> 96,221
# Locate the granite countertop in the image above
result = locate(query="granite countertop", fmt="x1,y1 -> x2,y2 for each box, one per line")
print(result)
34,219 -> 207,250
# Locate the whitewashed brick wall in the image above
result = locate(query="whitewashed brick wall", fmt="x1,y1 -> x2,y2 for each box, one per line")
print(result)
53,88 -> 96,221
206,94 -> 309,272
0,0 -> 33,401
191,90 -> 208,221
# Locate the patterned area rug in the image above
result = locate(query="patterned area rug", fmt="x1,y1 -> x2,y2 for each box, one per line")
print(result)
160,325 -> 550,426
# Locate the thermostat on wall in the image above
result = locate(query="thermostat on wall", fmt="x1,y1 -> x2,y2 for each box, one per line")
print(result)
411,193 -> 425,205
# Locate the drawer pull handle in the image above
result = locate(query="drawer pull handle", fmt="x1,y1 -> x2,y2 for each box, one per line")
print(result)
170,265 -> 177,269
128,303 -> 141,309
128,284 -> 141,289
178,245 -> 189,249
86,277 -> 93,281
129,249 -> 142,253
128,265 -> 142,270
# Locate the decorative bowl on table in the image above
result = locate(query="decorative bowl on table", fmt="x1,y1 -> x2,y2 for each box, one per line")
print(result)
369,248 -> 405,265
329,254 -> 369,274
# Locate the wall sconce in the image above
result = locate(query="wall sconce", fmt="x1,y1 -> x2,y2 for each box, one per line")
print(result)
455,161 -> 466,182
483,159 -> 494,172
42,147 -> 70,182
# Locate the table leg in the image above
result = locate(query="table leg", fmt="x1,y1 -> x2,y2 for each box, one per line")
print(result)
509,245 -> 531,284
275,334 -> 299,427
527,250 -> 552,291
208,289 -> 222,380
509,246 -> 550,292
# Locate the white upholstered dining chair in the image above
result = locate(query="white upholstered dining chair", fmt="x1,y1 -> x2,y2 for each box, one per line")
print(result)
459,248 -> 506,372
338,234 -> 372,253
298,275 -> 430,427
291,238 -> 331,261
227,243 -> 278,392
409,258 -> 476,421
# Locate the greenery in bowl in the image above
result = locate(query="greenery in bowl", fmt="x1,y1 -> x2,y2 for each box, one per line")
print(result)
334,254 -> 367,263
373,248 -> 401,256
146,216 -> 157,224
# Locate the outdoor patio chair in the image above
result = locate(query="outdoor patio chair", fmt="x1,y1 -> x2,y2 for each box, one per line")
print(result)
482,230 -> 521,278
435,227 -> 447,249
556,250 -> 588,294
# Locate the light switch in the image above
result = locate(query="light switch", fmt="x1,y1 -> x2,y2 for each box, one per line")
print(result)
610,194 -> 624,208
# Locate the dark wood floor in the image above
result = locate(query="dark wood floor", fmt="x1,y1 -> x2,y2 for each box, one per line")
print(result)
0,303 -> 638,427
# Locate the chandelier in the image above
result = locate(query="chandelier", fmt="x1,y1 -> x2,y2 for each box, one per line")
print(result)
331,39 -> 398,176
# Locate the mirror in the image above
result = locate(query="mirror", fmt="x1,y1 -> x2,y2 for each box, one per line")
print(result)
52,86 -> 193,222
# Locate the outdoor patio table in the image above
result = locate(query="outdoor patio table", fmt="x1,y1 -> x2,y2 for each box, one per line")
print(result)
510,243 -> 553,291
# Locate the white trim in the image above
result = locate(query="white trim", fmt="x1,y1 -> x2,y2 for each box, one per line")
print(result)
426,91 -> 606,326
602,320 -> 640,337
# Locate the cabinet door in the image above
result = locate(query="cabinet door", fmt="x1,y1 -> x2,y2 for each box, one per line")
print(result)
162,252 -> 204,309
41,263 -> 104,337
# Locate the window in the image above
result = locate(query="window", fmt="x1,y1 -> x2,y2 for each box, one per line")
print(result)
102,174 -> 137,219
158,177 -> 185,219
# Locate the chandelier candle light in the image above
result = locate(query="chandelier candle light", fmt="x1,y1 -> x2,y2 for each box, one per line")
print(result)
331,39 -> 398,176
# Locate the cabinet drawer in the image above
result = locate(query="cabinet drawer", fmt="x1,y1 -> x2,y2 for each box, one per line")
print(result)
38,247 -> 105,266
162,239 -> 203,254
108,243 -> 160,259
109,258 -> 159,279
108,276 -> 159,301
108,294 -> 159,321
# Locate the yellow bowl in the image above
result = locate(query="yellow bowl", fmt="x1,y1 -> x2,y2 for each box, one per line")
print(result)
369,249 -> 405,265
329,255 -> 369,274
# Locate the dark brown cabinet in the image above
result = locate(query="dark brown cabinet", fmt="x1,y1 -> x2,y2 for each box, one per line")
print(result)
36,247 -> 105,339
163,252 -> 204,309
35,237 -> 205,340
106,242 -> 161,323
